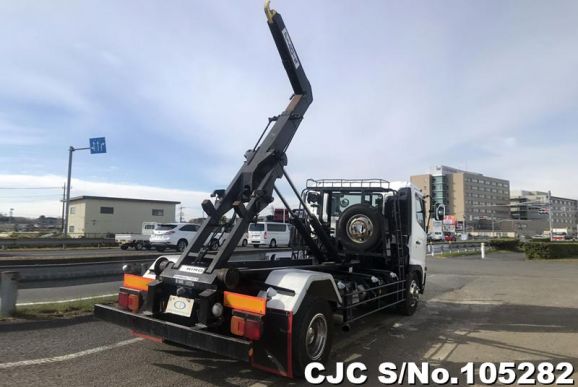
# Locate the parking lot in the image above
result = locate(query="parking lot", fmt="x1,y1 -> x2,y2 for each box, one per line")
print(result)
1,252 -> 576,386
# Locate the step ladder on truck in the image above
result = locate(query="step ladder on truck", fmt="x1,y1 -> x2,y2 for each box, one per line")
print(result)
95,1 -> 427,378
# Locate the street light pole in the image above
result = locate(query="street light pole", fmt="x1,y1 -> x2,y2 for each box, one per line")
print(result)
63,145 -> 90,237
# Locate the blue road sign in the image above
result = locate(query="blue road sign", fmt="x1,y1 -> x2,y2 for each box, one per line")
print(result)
89,137 -> 107,154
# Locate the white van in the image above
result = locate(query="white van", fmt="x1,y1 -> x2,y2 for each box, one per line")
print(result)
248,222 -> 291,248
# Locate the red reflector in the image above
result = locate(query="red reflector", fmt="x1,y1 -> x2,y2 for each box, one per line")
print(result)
128,294 -> 140,312
118,292 -> 129,310
244,318 -> 262,341
231,315 -> 245,336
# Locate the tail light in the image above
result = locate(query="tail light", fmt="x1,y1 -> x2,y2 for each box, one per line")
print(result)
128,294 -> 140,312
264,231 -> 268,239
244,318 -> 262,340
230,311 -> 263,341
166,230 -> 175,235
118,291 -> 129,309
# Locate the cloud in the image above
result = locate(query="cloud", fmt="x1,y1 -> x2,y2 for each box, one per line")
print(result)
0,174 -> 209,219
1,0 -> 578,215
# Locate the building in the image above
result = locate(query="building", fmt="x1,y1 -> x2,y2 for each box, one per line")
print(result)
411,165 -> 510,231
67,196 -> 180,237
511,190 -> 577,234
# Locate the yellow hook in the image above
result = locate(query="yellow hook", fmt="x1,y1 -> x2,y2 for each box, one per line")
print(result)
264,0 -> 276,23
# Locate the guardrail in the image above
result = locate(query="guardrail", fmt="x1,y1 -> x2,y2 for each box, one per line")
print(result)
427,242 -> 485,256
0,238 -> 116,249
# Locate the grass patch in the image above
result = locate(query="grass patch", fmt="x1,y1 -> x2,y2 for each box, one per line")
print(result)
13,295 -> 117,320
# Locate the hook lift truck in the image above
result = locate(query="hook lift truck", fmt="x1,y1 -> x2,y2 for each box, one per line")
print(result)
95,1 -> 427,378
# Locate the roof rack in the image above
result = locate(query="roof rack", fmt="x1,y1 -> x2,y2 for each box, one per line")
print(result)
306,179 -> 391,189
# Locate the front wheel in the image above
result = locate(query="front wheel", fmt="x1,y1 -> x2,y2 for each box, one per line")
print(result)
292,299 -> 333,377
398,271 -> 420,316
177,239 -> 188,252
134,242 -> 143,251
241,239 -> 247,247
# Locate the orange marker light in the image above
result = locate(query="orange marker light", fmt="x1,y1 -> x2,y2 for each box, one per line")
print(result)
123,274 -> 153,292
223,291 -> 266,315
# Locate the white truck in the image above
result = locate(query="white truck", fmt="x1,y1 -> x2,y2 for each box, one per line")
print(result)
115,222 -> 157,250
96,2 -> 426,378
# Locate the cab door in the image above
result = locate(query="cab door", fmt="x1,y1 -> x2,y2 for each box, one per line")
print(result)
409,190 -> 427,270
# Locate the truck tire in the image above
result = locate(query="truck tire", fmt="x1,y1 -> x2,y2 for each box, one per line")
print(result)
177,239 -> 188,252
292,299 -> 333,377
120,244 -> 128,250
398,271 -> 420,316
336,203 -> 383,252
134,241 -> 144,251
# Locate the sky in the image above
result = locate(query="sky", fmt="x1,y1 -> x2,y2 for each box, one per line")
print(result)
1,0 -> 577,219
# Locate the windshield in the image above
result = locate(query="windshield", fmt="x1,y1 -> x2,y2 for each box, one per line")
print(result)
249,223 -> 265,232
155,224 -> 177,231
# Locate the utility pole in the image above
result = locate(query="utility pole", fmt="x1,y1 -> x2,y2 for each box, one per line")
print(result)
548,190 -> 553,241
61,183 -> 66,233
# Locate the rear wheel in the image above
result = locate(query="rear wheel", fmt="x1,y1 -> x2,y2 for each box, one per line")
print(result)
398,271 -> 420,316
292,299 -> 333,377
134,241 -> 143,251
120,244 -> 128,250
177,239 -> 188,252
269,239 -> 277,248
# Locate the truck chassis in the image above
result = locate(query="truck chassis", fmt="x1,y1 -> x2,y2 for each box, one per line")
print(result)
95,1 -> 426,378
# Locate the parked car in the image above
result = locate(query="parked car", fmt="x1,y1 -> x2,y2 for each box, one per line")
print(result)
150,223 -> 234,252
444,232 -> 456,242
248,222 -> 291,248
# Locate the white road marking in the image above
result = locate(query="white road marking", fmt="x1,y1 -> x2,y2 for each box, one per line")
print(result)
16,294 -> 117,306
0,338 -> 142,369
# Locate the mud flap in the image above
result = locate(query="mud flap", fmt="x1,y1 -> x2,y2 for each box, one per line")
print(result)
250,309 -> 293,378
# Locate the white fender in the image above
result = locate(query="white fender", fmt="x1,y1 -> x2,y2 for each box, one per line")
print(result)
258,269 -> 342,313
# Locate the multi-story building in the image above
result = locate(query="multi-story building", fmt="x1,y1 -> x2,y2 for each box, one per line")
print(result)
511,190 -> 577,234
411,165 -> 510,230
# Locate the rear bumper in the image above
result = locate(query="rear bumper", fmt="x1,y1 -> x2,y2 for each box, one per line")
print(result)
94,304 -> 251,362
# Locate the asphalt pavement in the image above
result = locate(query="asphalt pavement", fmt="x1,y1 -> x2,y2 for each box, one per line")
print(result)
1,252 -> 577,386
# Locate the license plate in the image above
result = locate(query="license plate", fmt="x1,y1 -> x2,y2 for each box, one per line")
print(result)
165,295 -> 194,317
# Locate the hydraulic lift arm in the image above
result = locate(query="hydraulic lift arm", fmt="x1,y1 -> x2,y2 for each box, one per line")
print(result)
171,1 -> 313,275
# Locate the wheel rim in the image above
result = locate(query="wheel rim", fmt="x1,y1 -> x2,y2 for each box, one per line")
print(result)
346,215 -> 373,243
305,313 -> 328,361
408,280 -> 420,307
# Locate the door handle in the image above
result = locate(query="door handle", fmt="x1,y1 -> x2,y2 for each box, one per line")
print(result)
416,240 -> 421,245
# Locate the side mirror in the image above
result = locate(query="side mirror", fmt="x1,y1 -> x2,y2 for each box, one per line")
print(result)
306,191 -> 320,204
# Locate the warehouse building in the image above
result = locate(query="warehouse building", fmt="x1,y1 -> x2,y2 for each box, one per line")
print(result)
411,165 -> 510,231
67,196 -> 180,237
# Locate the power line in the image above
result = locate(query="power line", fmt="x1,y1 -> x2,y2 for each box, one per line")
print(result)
0,187 -> 62,190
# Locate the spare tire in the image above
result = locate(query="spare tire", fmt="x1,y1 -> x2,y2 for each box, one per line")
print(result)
336,203 -> 383,252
